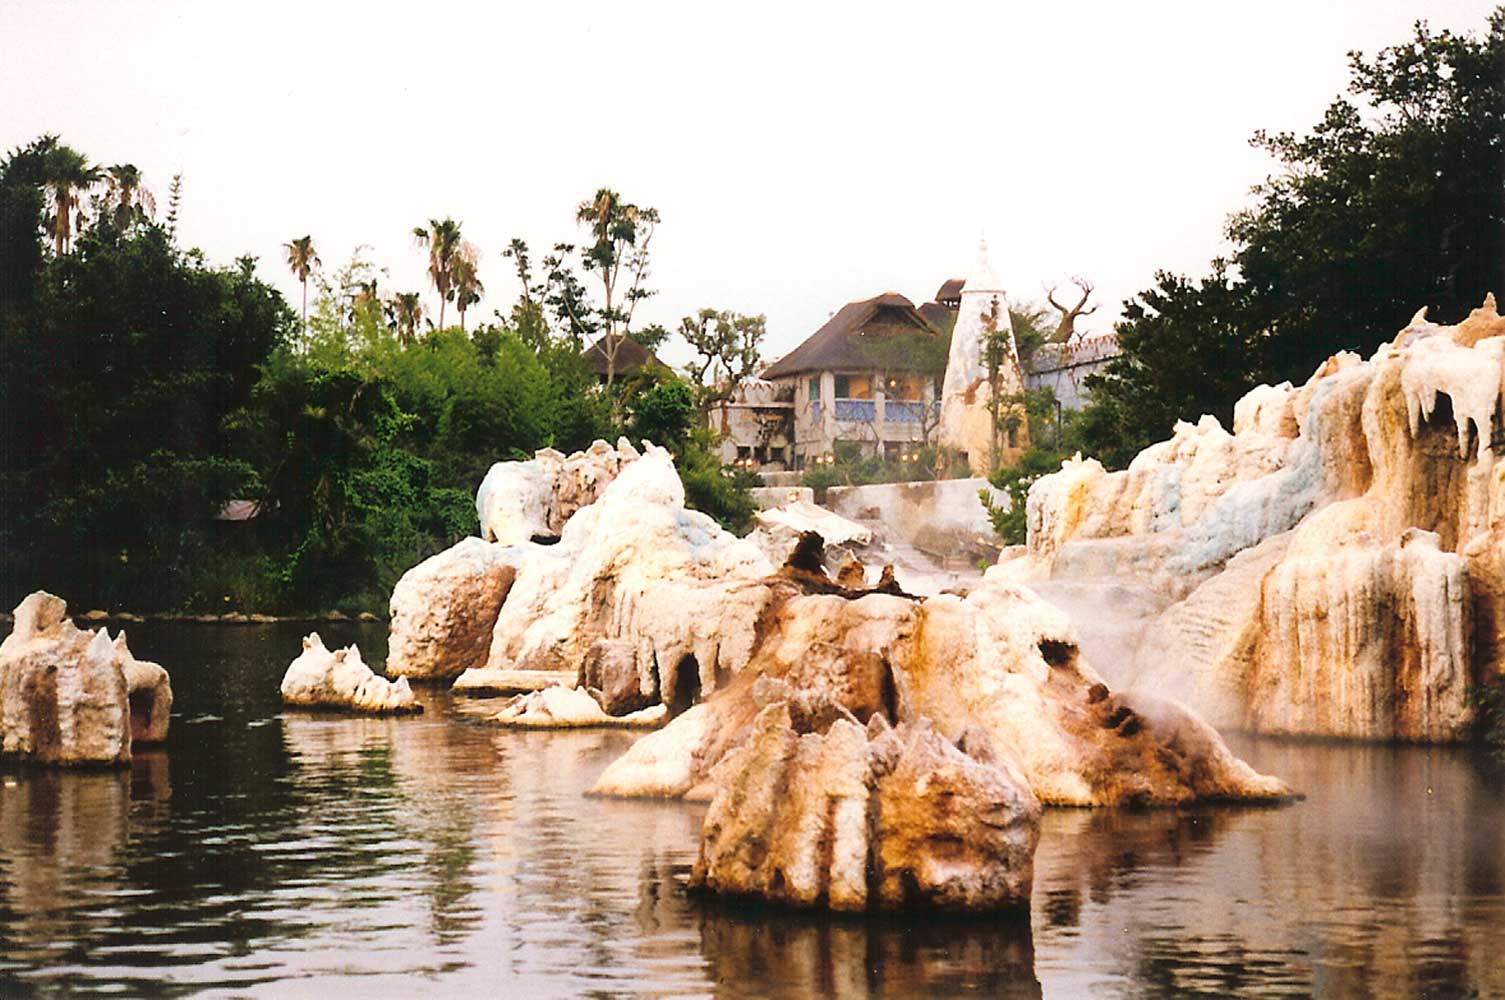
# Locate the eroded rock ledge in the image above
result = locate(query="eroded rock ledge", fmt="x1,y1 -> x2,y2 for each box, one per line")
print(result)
0,592 -> 173,766
1006,295 -> 1505,742
692,694 -> 1040,912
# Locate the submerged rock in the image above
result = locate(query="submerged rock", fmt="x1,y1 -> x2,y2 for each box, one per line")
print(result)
692,701 -> 1039,912
280,633 -> 420,714
490,685 -> 666,729
0,592 -> 173,766
1009,296 -> 1505,742
387,537 -> 517,682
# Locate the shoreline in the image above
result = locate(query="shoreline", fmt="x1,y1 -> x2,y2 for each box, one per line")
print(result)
0,610 -> 387,628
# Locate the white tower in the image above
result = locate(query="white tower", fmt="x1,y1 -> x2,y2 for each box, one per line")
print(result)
938,240 -> 1023,473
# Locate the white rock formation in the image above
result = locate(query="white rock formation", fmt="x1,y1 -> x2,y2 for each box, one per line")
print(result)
0,592 -> 172,765
1012,295 -> 1505,742
456,444 -> 776,712
387,537 -> 518,681
476,437 -> 641,544
753,500 -> 872,548
490,685 -> 667,729
938,240 -> 1025,473
280,633 -> 420,714
592,576 -> 1290,807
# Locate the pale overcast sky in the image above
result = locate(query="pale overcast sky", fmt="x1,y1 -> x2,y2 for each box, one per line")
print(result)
2,0 -> 1498,363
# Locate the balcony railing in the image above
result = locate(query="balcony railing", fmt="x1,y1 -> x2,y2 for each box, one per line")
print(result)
834,398 -> 876,422
810,400 -> 821,423
884,401 -> 925,423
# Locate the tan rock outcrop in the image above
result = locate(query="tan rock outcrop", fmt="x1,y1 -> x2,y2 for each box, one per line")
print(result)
691,701 -> 1039,912
0,592 -> 172,765
591,574 -> 1290,807
387,537 -> 517,681
1015,296 -> 1505,742
280,633 -> 420,714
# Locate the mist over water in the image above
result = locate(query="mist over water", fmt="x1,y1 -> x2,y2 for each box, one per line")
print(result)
1,621 -> 1502,998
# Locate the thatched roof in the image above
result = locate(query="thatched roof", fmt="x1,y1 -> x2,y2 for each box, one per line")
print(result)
918,301 -> 957,330
934,278 -> 965,305
763,293 -> 941,379
581,334 -> 663,377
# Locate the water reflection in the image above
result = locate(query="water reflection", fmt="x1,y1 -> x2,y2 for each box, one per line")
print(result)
695,900 -> 1040,999
1,622 -> 1504,997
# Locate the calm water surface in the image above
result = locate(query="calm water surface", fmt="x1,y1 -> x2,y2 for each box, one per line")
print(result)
1,622 -> 1502,999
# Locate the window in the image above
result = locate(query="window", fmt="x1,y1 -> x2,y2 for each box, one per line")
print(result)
883,375 -> 923,401
807,376 -> 820,401
834,373 -> 872,399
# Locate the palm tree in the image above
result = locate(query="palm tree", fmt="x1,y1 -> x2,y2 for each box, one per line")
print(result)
42,142 -> 99,255
283,235 -> 320,337
103,164 -> 155,228
451,243 -> 484,332
412,217 -> 464,330
390,292 -> 424,346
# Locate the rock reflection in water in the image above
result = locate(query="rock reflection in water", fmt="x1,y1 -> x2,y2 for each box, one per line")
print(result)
1031,737 -> 1505,1000
695,900 -> 1040,999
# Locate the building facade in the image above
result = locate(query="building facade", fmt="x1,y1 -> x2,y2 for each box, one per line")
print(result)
761,292 -> 946,471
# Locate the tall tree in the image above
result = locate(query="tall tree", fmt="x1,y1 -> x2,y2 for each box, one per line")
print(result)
413,217 -> 464,331
1044,277 -> 1096,343
390,292 -> 424,345
1082,10 -> 1505,466
451,243 -> 484,332
283,235 -> 320,338
102,163 -> 154,229
574,188 -> 659,386
41,140 -> 98,255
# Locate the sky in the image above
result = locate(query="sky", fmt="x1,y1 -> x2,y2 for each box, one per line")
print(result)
1,0 -> 1499,364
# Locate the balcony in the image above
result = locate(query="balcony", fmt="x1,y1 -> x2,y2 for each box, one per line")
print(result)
884,401 -> 926,423
834,398 -> 876,422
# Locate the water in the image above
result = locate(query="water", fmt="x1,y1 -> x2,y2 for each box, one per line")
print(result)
2,622 -> 1503,999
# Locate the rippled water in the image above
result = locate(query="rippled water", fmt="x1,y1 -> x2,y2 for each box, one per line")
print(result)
2,622 -> 1503,998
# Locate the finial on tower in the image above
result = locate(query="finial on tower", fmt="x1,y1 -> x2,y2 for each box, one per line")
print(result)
964,236 -> 1003,294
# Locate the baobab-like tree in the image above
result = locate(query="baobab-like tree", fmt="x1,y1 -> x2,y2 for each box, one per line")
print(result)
283,235 -> 321,337
412,217 -> 464,331
1044,276 -> 1097,343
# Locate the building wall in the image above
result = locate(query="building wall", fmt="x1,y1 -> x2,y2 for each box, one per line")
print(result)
1024,336 -> 1121,410
781,369 -> 937,469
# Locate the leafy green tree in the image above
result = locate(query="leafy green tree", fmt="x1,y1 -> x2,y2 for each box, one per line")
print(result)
390,291 -> 424,345
680,308 -> 766,431
1081,11 -> 1505,467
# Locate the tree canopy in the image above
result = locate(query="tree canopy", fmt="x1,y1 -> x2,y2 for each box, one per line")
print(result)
1080,10 -> 1505,464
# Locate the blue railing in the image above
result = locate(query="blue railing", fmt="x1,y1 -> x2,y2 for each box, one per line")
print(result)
835,398 -> 876,422
885,401 -> 924,423
811,400 -> 821,423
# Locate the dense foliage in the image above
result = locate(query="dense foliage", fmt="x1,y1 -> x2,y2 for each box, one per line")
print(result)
0,143 -> 752,613
1079,11 -> 1505,465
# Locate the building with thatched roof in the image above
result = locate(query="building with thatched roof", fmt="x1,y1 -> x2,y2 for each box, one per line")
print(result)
581,334 -> 665,382
761,291 -> 950,470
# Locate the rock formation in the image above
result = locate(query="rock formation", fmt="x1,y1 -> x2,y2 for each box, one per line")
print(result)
939,240 -> 1026,474
691,698 -> 1040,912
490,685 -> 667,729
454,444 -> 776,715
476,437 -> 641,545
1006,295 -> 1505,742
280,633 -> 421,714
590,567 -> 1290,807
0,592 -> 172,766
387,537 -> 518,682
